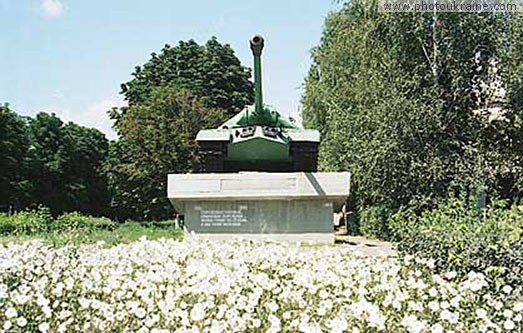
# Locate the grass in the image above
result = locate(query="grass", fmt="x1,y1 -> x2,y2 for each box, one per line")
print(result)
0,222 -> 183,247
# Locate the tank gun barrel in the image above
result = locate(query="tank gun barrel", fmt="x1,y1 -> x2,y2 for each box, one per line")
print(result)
250,35 -> 264,116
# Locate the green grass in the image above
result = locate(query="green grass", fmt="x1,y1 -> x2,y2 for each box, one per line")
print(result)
0,223 -> 183,247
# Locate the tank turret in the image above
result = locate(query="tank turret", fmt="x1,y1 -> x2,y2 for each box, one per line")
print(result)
196,34 -> 320,172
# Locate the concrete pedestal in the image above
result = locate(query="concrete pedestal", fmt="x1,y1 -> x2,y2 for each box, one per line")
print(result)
167,172 -> 350,241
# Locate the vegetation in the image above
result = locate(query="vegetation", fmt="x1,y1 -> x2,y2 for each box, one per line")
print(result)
301,2 -> 523,292
390,198 -> 523,287
1,239 -> 522,331
105,87 -> 227,220
0,209 -> 181,247
120,37 -> 253,116
354,204 -> 395,240
28,113 -> 110,216
0,106 -> 109,216
302,2 -> 523,208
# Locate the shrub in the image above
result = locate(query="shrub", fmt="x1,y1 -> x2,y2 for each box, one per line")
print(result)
0,207 -> 52,235
358,204 -> 395,240
54,212 -> 117,232
390,197 -> 523,287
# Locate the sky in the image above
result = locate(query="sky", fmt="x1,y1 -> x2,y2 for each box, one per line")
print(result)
0,0 -> 341,139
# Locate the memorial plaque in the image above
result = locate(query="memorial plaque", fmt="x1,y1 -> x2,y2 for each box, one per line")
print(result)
198,205 -> 248,228
183,200 -> 334,234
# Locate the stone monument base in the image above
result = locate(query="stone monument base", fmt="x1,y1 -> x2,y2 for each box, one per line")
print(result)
167,172 -> 350,241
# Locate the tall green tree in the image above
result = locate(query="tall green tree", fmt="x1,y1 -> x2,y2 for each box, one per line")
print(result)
28,112 -> 109,215
0,104 -> 31,211
120,37 -> 254,116
105,87 -> 225,220
60,123 -> 110,215
303,2 -> 523,207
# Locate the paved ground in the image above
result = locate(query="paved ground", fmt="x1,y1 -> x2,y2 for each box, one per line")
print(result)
334,234 -> 397,257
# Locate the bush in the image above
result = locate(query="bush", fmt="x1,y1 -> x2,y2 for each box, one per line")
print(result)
358,204 -> 395,240
0,209 -> 119,235
0,207 -> 52,235
390,197 -> 523,287
54,212 -> 117,232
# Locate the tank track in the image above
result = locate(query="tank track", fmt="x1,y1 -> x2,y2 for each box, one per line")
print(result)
198,141 -> 319,173
198,141 -> 228,173
290,142 -> 319,172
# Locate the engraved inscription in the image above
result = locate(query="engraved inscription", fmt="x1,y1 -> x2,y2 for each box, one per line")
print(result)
197,206 -> 248,228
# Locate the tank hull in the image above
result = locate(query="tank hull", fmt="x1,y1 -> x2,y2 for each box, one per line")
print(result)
197,126 -> 319,173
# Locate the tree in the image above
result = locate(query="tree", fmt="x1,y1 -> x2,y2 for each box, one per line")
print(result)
302,1 -> 523,208
105,87 -> 225,220
60,123 -> 110,215
0,104 -> 31,211
120,37 -> 254,116
28,112 -> 109,215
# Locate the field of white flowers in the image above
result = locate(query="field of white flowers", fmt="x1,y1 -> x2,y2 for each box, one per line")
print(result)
0,237 -> 521,332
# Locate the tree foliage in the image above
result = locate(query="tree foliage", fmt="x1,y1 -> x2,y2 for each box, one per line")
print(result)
303,1 -> 523,208
120,37 -> 254,116
0,108 -> 109,216
28,112 -> 110,215
105,87 -> 226,220
0,104 -> 31,211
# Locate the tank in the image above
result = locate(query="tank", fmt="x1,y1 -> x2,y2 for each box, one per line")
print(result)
196,35 -> 320,173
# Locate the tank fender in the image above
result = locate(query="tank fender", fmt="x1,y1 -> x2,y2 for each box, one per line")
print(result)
196,129 -> 231,142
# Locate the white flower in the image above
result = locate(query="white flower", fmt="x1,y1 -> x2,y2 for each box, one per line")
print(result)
190,303 -> 206,322
428,301 -> 440,312
450,296 -> 460,308
503,320 -> 515,330
38,322 -> 50,332
476,308 -> 488,319
16,317 -> 27,327
267,300 -> 279,313
431,323 -> 444,333
252,319 -> 261,328
0,237 -> 521,332
5,307 -> 17,319
502,285 -> 513,294
440,310 -> 458,324
504,309 -> 513,318
268,314 -> 280,329
401,314 -> 426,333
134,307 -> 146,319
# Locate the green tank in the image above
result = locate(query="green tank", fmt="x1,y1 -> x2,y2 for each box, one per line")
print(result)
196,35 -> 320,172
